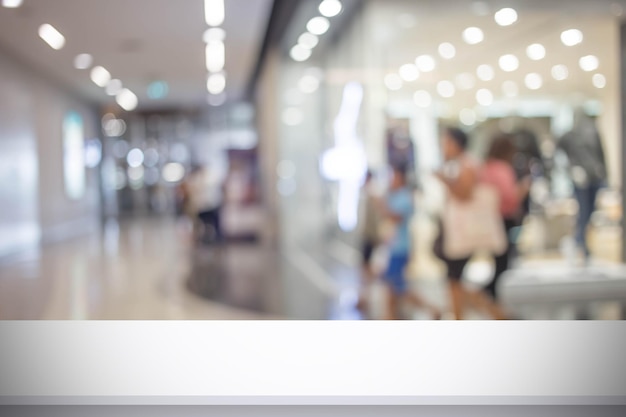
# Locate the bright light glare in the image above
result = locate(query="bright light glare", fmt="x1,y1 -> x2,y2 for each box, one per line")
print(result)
162,163 -> 186,183
526,43 -> 546,60
463,27 -> 484,44
579,55 -> 599,72
105,79 -> 123,96
319,0 -> 342,17
207,72 -> 226,94
455,73 -> 475,90
307,16 -> 330,35
2,0 -> 24,7
499,54 -> 519,72
290,45 -> 312,62
561,29 -> 583,46
38,24 -> 65,50
282,107 -> 304,126
438,42 -> 456,59
592,73 -> 607,89
494,8 -> 518,26
460,108 -> 477,126
551,64 -> 569,81
415,54 -> 436,72
298,75 -> 320,93
208,92 -> 227,106
413,90 -> 432,108
116,88 -> 138,111
476,64 -> 494,81
203,27 -> 226,42
476,88 -> 493,106
524,73 -> 543,90
437,80 -> 455,98
127,148 -> 144,168
73,53 -> 93,70
399,63 -> 419,82
384,73 -> 402,91
298,32 -> 319,49
90,66 -> 111,87
204,0 -> 225,26
206,40 -> 225,72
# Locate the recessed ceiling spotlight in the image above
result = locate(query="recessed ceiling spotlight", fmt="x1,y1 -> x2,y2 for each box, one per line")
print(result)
494,8 -> 518,26
561,29 -> 583,46
463,27 -> 484,45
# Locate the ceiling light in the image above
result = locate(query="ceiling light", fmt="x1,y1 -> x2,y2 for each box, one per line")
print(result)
502,81 -> 518,97
298,32 -> 319,49
476,88 -> 493,106
460,108 -> 477,126
498,54 -> 519,72
204,0 -> 225,27
463,27 -> 484,45
413,90 -> 432,108
579,55 -> 599,72
298,75 -> 320,93
290,45 -> 312,62
524,73 -> 543,90
116,89 -> 138,111
561,29 -> 583,46
526,43 -> 546,60
415,54 -> 436,72
203,27 -> 226,42
307,17 -> 330,35
2,0 -> 23,7
551,64 -> 569,81
105,79 -> 123,96
73,53 -> 93,70
476,64 -> 494,81
592,73 -> 607,89
38,24 -> 65,50
207,72 -> 226,94
282,107 -> 304,126
384,73 -> 402,91
206,40 -> 225,72
455,73 -> 476,90
438,42 -> 456,59
399,64 -> 420,82
319,0 -> 342,17
90,66 -> 111,87
437,80 -> 455,98
494,8 -> 518,26
127,148 -> 144,168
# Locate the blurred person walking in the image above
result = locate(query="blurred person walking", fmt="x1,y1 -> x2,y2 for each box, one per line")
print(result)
434,128 -> 507,320
480,134 -> 531,301
188,165 -> 225,245
356,170 -> 382,313
557,109 -> 607,262
378,165 -> 441,320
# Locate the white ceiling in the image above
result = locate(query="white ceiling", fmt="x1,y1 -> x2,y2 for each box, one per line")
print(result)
0,0 -> 273,111
318,0 -> 625,117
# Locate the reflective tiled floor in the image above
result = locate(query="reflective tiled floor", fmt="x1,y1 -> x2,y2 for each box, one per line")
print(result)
0,215 -> 624,320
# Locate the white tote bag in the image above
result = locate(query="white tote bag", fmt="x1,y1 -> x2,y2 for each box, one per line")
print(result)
442,184 -> 507,258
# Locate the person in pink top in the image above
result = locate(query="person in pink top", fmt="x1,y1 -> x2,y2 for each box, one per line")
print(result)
480,135 -> 531,301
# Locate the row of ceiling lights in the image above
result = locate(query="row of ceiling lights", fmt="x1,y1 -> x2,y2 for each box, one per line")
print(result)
204,0 -> 227,106
385,7 -> 607,108
2,0 -> 139,110
289,0 -> 343,62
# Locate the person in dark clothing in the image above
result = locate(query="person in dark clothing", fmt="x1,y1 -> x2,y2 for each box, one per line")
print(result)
557,109 -> 607,260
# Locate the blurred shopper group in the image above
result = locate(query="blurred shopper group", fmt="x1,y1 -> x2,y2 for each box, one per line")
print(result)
358,112 -> 606,320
